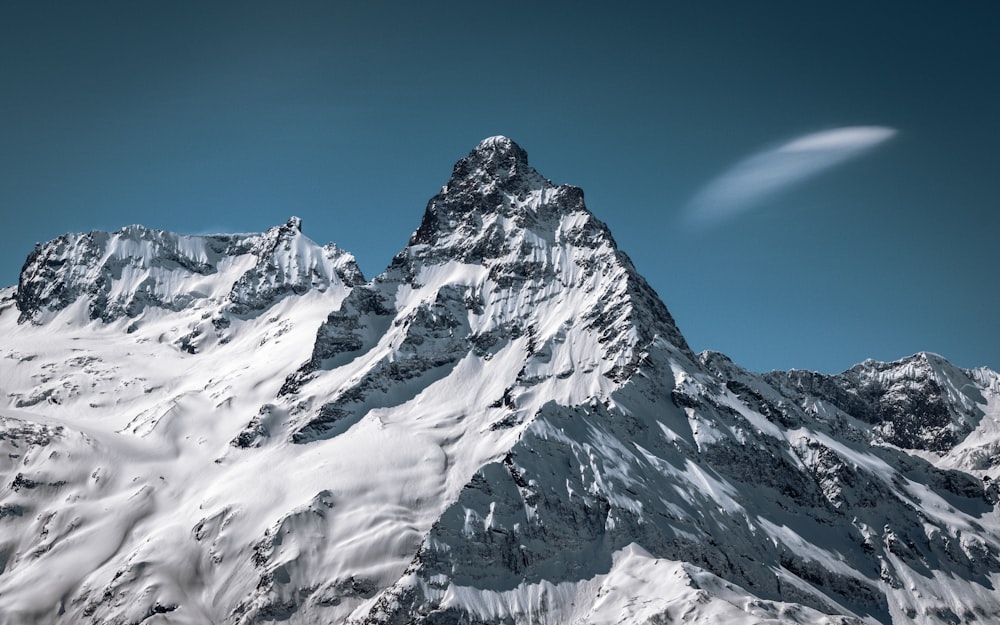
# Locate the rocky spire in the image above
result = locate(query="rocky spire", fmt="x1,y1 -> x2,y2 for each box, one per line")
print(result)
449,135 -> 532,183
410,136 -> 556,248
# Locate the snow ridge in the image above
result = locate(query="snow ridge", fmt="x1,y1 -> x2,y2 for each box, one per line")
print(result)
15,216 -> 362,326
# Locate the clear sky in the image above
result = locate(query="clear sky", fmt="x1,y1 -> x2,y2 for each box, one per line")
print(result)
2,2 -> 997,374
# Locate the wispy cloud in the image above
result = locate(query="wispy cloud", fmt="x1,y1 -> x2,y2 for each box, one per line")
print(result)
684,126 -> 897,227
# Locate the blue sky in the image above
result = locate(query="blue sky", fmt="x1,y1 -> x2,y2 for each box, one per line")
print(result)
2,2 -> 997,374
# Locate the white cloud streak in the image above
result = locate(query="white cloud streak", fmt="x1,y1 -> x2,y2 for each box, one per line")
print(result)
685,126 -> 897,227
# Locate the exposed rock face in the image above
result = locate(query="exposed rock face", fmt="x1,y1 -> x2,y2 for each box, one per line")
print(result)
1,138 -> 999,625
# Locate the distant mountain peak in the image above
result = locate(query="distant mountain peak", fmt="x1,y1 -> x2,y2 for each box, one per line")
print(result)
14,218 -> 360,324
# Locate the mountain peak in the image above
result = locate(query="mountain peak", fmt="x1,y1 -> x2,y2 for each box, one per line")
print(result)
448,135 -> 535,190
410,137 -> 569,252
14,219 -> 360,324
473,135 -> 528,163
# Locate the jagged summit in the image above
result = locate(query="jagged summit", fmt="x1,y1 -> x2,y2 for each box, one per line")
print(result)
411,136 -> 559,249
455,135 -> 531,180
476,134 -> 525,153
401,136 -> 688,368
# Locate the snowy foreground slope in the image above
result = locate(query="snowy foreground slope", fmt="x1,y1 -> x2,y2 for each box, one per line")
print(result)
1,138 -> 999,625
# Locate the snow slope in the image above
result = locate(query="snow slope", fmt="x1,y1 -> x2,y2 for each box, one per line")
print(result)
1,137 -> 998,625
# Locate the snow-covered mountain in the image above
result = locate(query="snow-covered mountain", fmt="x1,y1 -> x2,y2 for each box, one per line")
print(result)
1,137 -> 998,625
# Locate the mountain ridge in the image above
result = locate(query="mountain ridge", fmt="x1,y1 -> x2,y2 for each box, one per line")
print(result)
1,137 -> 998,625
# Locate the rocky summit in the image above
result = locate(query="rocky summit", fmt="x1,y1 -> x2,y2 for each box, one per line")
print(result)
1,137 -> 999,625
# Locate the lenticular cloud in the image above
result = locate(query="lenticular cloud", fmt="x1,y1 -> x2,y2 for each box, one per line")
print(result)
685,126 -> 897,227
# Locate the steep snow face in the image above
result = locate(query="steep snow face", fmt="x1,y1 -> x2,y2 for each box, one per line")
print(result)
1,138 -> 1000,625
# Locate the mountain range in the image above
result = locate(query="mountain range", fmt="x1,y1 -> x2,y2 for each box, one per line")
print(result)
1,136 -> 998,625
